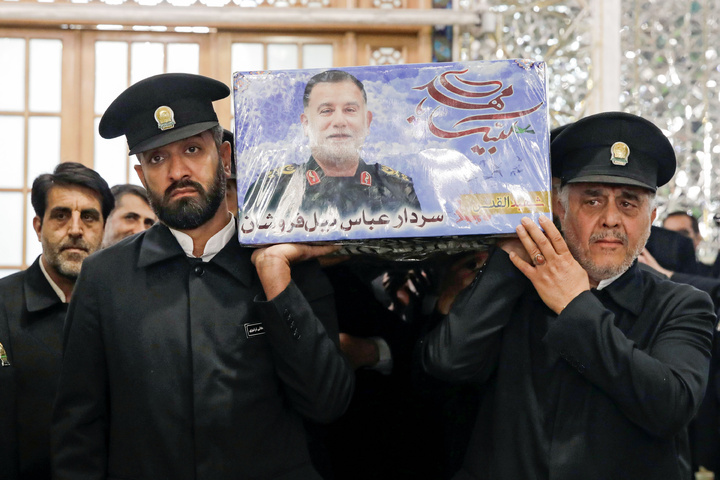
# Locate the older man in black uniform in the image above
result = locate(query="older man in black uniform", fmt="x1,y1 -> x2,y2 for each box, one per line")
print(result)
420,112 -> 717,480
242,70 -> 421,221
51,73 -> 354,480
0,162 -> 113,480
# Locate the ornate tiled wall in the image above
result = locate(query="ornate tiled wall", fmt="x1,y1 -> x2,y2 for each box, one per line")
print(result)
458,0 -> 720,258
620,0 -> 720,258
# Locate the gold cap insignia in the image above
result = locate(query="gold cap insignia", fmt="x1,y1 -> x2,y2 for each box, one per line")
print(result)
610,142 -> 630,166
154,106 -> 176,131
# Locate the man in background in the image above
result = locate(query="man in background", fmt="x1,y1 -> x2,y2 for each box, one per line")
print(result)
0,162 -> 113,479
664,210 -> 703,250
101,184 -> 156,248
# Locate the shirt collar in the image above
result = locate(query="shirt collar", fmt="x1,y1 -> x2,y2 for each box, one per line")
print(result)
168,214 -> 237,262
38,256 -> 67,303
593,262 -> 644,316
595,270 -> 625,291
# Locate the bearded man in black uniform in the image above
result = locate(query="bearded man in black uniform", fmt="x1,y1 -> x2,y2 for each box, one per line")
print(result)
243,69 -> 421,220
420,112 -> 717,480
51,73 -> 354,480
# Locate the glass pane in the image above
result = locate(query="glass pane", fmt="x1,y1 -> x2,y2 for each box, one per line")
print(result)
95,41 -> 128,115
232,43 -> 264,72
0,192 -> 23,266
0,38 -> 26,112
27,116 -> 60,185
131,42 -> 164,84
29,39 -> 63,113
168,43 -> 199,74
302,44 -> 333,69
0,270 -> 20,279
267,44 -> 298,70
26,193 -> 42,266
94,117 -> 128,187
0,116 -> 25,189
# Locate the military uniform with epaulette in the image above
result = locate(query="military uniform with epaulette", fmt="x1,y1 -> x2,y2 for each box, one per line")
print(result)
243,156 -> 421,218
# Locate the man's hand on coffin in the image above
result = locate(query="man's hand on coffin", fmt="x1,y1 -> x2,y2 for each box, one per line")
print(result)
251,243 -> 340,300
436,251 -> 489,315
506,215 -> 590,315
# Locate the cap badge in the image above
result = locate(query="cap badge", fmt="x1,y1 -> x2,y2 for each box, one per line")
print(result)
154,106 -> 176,131
610,142 -> 630,166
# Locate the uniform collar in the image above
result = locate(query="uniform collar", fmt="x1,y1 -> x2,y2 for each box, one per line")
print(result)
38,255 -> 67,303
168,214 -> 236,263
593,261 -> 644,316
24,256 -> 65,312
305,156 -> 371,185
137,219 -> 252,287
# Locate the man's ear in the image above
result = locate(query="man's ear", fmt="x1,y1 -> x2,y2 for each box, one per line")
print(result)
220,141 -> 232,176
33,216 -> 42,242
651,207 -> 657,224
366,111 -> 373,128
554,192 -> 566,225
300,113 -> 309,137
134,164 -> 147,189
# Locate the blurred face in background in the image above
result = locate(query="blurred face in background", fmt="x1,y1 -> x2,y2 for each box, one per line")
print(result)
102,192 -> 157,248
663,214 -> 701,250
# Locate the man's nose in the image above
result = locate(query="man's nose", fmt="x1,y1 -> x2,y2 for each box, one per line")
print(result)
602,203 -> 622,228
167,154 -> 192,181
330,110 -> 348,127
130,221 -> 147,235
68,212 -> 84,237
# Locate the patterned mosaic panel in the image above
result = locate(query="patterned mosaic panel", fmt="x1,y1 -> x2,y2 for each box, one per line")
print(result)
456,0 -> 593,129
620,0 -> 720,259
458,0 -> 720,259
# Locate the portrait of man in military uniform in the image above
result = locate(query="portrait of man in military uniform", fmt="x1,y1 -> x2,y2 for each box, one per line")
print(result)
242,69 -> 422,221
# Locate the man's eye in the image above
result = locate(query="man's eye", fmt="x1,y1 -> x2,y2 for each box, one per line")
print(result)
186,146 -> 200,154
149,155 -> 163,164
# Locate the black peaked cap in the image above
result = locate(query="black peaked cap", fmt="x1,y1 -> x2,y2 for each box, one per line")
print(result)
99,73 -> 230,155
551,112 -> 676,191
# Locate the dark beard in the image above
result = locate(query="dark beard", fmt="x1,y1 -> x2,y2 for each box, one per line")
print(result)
149,159 -> 226,230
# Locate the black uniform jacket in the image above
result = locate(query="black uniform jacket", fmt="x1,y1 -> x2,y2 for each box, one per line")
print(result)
51,223 -> 354,480
0,257 -> 67,480
242,157 -> 421,219
420,249 -> 716,480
